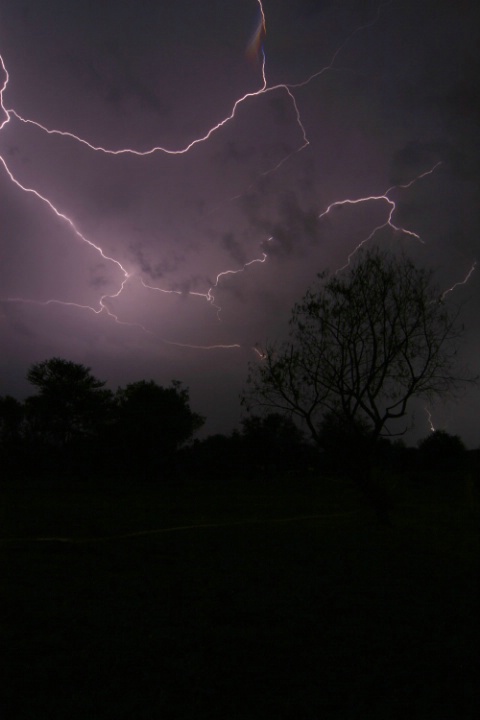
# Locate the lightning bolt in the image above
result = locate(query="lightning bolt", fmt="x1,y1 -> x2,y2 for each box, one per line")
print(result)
441,262 -> 477,300
1,1 -> 474,354
140,251 -> 268,321
0,155 -> 129,274
163,341 -> 242,351
0,0 -> 300,350
1,26 -> 271,346
424,406 -> 436,433
318,163 -> 443,272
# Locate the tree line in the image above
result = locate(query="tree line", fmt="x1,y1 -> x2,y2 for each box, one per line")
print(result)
0,358 -> 315,482
0,356 -> 472,485
0,358 -> 203,480
1,247 -> 477,495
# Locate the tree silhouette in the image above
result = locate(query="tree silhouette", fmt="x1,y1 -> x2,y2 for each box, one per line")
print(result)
112,380 -> 204,478
244,248 -> 471,444
1,360 -> 206,481
418,430 -> 467,473
26,357 -> 112,447
243,248 -> 473,519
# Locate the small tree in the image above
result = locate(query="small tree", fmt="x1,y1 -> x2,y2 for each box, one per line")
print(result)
243,248 -> 473,516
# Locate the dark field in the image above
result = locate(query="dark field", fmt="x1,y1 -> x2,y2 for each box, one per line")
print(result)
1,475 -> 479,719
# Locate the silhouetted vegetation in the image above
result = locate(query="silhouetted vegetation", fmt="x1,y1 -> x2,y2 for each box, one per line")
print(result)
107,379 -> 205,480
1,356 -> 479,495
0,395 -> 25,476
26,357 -> 113,446
1,359 -> 479,719
0,358 -> 204,482
238,412 -> 311,478
179,413 -> 316,483
418,429 -> 467,473
243,248 -> 477,521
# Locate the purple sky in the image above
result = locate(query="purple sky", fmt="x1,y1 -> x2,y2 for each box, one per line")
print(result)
1,0 -> 479,446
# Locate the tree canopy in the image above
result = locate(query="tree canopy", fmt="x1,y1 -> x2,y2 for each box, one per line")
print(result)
0,358 -> 206,480
243,248 -> 471,447
26,357 -> 112,446
418,430 -> 467,472
112,379 -> 204,469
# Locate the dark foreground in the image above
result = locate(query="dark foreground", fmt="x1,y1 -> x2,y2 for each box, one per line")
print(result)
1,474 -> 479,719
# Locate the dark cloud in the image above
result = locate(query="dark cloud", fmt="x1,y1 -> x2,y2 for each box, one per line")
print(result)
129,243 -> 186,280
89,267 -> 110,290
240,189 -> 321,259
63,45 -> 168,117
390,142 -> 445,181
221,233 -> 248,265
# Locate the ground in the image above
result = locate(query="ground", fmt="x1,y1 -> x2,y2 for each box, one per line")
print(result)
1,474 -> 479,719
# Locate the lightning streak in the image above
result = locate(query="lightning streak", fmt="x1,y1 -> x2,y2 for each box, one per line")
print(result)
2,0 -> 388,163
1,1 -> 473,353
1,20 -> 271,343
0,157 -> 128,276
163,341 -> 242,351
441,262 -> 477,299
0,151 -> 142,326
0,54 -> 9,130
141,252 -> 268,320
424,406 -> 436,432
288,0 -> 393,91
318,163 -> 443,271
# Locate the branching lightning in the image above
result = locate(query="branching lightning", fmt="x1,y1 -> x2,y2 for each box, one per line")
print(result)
318,163 -> 442,271
141,252 -> 267,320
0,0 -> 475,354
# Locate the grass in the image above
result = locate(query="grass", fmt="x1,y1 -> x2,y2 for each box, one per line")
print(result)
1,474 -> 479,719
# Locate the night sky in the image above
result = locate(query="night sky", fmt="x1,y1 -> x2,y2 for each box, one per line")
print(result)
1,0 -> 479,446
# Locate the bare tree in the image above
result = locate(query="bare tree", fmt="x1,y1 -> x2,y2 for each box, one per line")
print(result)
242,248 -> 473,514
